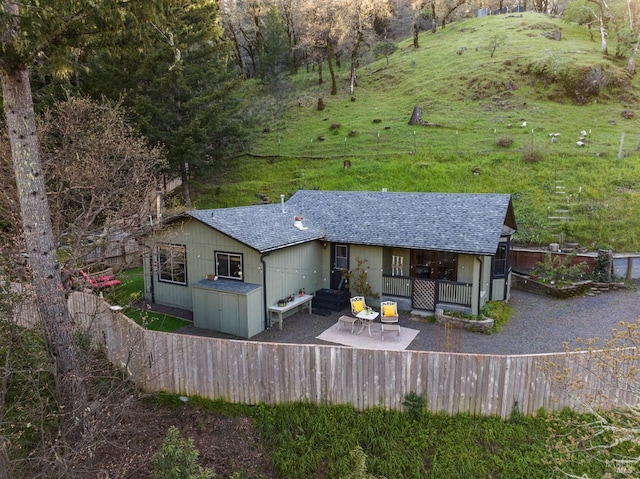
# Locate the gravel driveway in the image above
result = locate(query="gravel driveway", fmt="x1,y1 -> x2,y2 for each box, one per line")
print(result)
404,283 -> 640,354
175,282 -> 640,355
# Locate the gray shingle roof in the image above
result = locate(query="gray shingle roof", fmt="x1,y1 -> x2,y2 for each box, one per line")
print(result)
188,204 -> 325,253
187,190 -> 515,255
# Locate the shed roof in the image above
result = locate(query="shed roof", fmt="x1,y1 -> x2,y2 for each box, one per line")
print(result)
186,190 -> 516,255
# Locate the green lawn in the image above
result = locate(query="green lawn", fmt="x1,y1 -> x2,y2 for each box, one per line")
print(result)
106,267 -> 189,333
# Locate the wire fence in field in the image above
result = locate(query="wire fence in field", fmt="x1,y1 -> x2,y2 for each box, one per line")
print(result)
250,128 -> 640,160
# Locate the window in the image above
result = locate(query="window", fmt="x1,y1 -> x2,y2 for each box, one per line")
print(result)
412,250 -> 457,280
334,245 -> 348,270
493,243 -> 508,277
157,244 -> 187,285
216,252 -> 243,280
436,251 -> 457,281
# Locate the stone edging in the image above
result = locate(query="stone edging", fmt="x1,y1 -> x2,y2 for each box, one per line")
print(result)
435,308 -> 494,332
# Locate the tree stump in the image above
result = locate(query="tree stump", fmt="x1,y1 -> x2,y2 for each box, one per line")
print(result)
317,98 -> 325,111
408,106 -> 423,125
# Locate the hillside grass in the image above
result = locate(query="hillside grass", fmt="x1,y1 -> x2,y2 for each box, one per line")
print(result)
192,12 -> 640,252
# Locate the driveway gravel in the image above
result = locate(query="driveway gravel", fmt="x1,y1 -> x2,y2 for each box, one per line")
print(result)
406,284 -> 640,354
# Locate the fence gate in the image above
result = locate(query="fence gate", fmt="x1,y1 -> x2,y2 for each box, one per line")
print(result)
412,278 -> 436,310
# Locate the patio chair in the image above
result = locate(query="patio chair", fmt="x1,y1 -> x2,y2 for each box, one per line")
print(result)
79,270 -> 122,288
380,301 -> 400,340
350,296 -> 367,316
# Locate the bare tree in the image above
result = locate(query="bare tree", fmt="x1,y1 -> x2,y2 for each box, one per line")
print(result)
0,97 -> 165,281
335,0 -> 392,97
587,0 -> 610,55
39,97 -> 166,276
545,319 -> 640,478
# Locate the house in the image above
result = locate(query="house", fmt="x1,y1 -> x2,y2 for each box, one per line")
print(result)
142,190 -> 516,338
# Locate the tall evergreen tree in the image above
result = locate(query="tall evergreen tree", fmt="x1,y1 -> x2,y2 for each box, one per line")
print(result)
80,0 -> 244,206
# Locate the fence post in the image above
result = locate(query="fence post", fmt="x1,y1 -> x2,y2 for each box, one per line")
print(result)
618,132 -> 625,159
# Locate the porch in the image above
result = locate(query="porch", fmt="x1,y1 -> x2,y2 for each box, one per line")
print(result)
381,274 -> 473,314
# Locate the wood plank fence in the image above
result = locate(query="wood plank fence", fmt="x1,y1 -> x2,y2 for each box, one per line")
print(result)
58,291 -> 640,418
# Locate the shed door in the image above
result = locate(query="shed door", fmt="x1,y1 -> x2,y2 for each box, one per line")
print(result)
219,293 -> 239,336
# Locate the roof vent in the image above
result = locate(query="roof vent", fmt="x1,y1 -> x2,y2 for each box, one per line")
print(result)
294,215 -> 308,230
280,194 -> 285,213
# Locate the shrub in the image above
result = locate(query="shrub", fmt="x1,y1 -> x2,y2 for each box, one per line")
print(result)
481,300 -> 512,332
495,134 -> 513,147
152,426 -> 214,479
342,256 -> 380,300
522,150 -> 544,163
531,252 -> 587,285
402,391 -> 426,420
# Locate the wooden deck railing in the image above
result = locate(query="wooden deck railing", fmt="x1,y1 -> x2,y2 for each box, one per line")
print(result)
382,275 -> 412,297
438,280 -> 472,306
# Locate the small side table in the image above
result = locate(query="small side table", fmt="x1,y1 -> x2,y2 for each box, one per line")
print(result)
355,309 -> 379,337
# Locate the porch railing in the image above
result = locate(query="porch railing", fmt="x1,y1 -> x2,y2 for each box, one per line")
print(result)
382,275 -> 472,308
382,275 -> 412,298
438,280 -> 472,307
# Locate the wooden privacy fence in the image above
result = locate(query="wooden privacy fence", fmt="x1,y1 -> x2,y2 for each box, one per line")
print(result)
68,292 -> 639,418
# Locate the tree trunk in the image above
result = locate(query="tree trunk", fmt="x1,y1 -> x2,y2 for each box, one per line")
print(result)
0,436 -> 9,479
413,23 -> 419,48
591,3 -> 608,55
349,29 -> 363,97
408,106 -> 423,125
1,65 -> 88,433
226,21 -> 245,78
326,38 -> 337,95
431,4 -> 437,33
180,161 -> 191,208
628,33 -> 640,75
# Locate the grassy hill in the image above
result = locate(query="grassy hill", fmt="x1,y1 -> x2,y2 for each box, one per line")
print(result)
192,12 -> 640,252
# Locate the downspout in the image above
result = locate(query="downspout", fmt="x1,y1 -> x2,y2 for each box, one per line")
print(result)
505,237 -> 512,299
149,251 -> 155,303
261,253 -> 270,330
476,257 -> 483,318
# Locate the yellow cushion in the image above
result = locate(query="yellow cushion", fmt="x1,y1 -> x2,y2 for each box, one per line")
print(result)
382,304 -> 396,317
352,300 -> 364,313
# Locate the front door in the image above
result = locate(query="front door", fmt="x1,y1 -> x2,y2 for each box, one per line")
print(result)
330,244 -> 349,289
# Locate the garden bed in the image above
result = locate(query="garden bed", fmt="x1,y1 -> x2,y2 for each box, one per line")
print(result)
512,273 -> 594,298
435,309 -> 494,332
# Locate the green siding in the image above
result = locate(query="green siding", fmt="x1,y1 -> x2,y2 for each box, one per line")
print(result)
144,218 -> 326,336
263,241 -> 323,313
349,245 -> 383,307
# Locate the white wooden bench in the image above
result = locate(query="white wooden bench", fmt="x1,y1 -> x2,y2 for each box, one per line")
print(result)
268,294 -> 313,330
